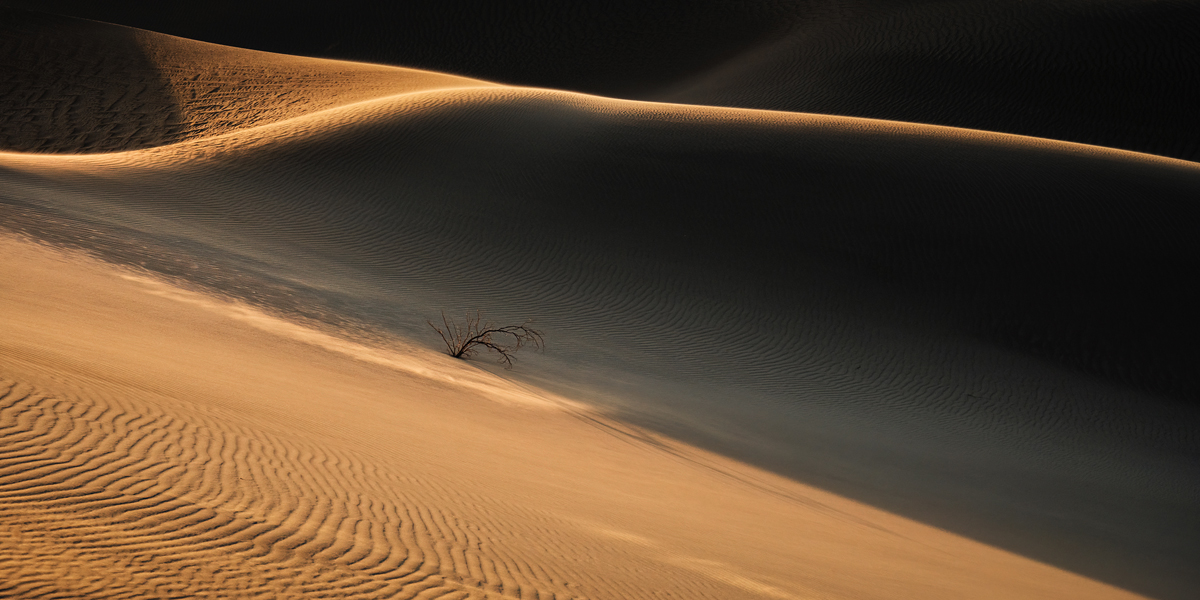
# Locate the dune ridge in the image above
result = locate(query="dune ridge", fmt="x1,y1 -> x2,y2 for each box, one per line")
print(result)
7,1 -> 1200,160
659,0 -> 1200,161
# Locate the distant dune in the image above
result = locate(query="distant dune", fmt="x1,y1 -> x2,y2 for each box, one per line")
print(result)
2,6 -> 1199,600
659,0 -> 1200,161
7,0 -> 1200,160
0,10 -> 491,153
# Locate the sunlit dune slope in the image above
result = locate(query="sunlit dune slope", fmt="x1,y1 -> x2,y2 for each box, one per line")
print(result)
10,0 -> 1200,160
4,85 -> 1200,597
0,9 -> 492,153
0,238 -> 1152,600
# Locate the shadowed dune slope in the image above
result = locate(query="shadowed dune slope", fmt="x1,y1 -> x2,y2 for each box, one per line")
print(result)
8,0 -> 1200,160
3,87 -> 1200,598
659,0 -> 1200,161
0,9 -> 492,153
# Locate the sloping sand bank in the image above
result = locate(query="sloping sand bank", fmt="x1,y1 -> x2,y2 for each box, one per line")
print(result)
0,235 -> 1150,599
3,85 -> 1199,598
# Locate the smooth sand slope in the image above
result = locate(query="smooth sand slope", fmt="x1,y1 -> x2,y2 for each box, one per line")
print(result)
0,236 -> 1153,600
2,12 -> 1199,600
8,0 -> 1200,161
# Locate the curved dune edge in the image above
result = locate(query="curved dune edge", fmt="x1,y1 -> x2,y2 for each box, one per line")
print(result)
655,0 -> 1200,161
5,1 -> 1199,161
0,234 -> 1149,600
4,83 -> 1196,171
0,9 -> 495,154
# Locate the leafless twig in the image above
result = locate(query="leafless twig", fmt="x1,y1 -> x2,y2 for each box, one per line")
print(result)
427,310 -> 544,369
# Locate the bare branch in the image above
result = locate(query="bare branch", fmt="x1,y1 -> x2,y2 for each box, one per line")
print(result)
427,311 -> 543,369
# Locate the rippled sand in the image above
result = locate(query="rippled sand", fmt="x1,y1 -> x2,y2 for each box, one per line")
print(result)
1,237 -> 1152,600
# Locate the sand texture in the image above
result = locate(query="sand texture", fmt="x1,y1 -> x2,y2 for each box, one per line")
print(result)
0,10 -> 490,153
0,236 -> 1154,600
2,6 -> 1199,600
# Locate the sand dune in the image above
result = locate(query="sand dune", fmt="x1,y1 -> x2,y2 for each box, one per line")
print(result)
5,84 -> 1198,398
10,0 -> 1200,160
2,9 -> 1199,600
4,83 -> 1200,597
0,234 -> 1151,600
0,10 -> 491,153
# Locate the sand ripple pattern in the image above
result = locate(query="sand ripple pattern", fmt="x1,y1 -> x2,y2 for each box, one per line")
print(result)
0,377 -> 738,599
0,10 -> 488,154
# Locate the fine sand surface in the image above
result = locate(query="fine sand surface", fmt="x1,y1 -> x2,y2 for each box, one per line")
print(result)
2,9 -> 1200,600
0,235 -> 1151,600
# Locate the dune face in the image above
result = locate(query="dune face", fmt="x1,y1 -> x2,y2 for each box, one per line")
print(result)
2,7 -> 1200,600
9,0 -> 1200,161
